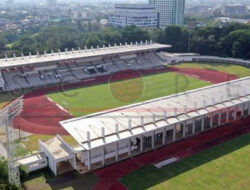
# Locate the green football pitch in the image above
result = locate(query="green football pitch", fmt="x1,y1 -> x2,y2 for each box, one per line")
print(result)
121,133 -> 250,190
47,72 -> 210,117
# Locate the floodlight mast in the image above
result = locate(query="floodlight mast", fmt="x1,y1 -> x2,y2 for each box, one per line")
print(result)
0,97 -> 23,187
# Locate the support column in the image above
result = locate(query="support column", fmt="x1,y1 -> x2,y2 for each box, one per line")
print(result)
162,128 -> 166,145
140,135 -> 143,153
218,111 -> 222,126
173,126 -> 176,142
201,116 -> 205,131
115,142 -> 118,161
182,122 -> 186,138
226,108 -> 230,123
233,106 -> 237,120
152,133 -> 155,149
128,139 -> 131,157
240,104 -> 243,118
192,118 -> 195,134
210,113 -> 213,128
102,146 -> 105,166
87,151 -> 91,171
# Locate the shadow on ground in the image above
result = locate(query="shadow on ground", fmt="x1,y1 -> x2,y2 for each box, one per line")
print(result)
24,169 -> 98,190
121,133 -> 250,190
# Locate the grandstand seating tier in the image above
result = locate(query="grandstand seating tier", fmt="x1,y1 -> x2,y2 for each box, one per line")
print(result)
0,51 -> 164,91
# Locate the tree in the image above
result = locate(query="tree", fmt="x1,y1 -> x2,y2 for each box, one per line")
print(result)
101,29 -> 122,45
220,30 -> 250,59
85,34 -> 103,48
150,29 -> 165,44
121,25 -> 150,43
163,25 -> 189,52
0,158 -> 23,190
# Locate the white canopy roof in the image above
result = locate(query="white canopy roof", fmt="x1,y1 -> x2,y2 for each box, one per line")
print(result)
61,77 -> 250,150
0,43 -> 170,69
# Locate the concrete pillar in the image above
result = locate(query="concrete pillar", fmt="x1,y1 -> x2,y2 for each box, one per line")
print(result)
210,113 -> 213,128
192,118 -> 195,134
128,139 -> 131,157
201,116 -> 205,131
140,135 -> 143,153
152,133 -> 155,149
226,108 -> 230,123
182,122 -> 186,138
102,146 -> 105,166
173,126 -> 176,142
240,104 -> 243,118
162,128 -> 166,145
218,111 -> 222,126
87,151 -> 91,170
233,107 -> 237,120
54,162 -> 57,176
115,142 -> 118,161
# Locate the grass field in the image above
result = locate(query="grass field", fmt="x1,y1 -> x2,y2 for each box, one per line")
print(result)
1,72 -> 210,155
20,135 -> 78,154
23,169 -> 98,190
121,133 -> 250,190
48,72 -> 210,117
175,63 -> 250,78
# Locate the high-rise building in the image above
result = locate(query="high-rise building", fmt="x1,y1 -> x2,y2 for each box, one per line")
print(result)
109,4 -> 159,28
149,0 -> 185,28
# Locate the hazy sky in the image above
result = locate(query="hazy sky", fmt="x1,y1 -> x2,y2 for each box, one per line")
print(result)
8,0 -> 250,5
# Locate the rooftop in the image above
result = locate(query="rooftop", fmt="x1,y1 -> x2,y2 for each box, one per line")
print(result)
41,136 -> 74,160
0,42 -> 170,69
17,153 -> 46,165
61,77 -> 250,150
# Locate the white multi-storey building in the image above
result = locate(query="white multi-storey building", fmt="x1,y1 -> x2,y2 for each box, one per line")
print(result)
109,4 -> 159,28
221,4 -> 247,16
149,0 -> 185,27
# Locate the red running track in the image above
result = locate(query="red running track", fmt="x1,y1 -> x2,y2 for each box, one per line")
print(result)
12,67 -> 170,135
171,67 -> 238,84
12,66 -> 238,135
13,95 -> 72,135
91,117 -> 250,190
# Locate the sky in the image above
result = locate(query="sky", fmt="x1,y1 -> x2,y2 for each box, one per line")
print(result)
7,0 -> 250,6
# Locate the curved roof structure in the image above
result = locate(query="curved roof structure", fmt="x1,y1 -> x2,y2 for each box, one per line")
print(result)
0,42 -> 170,69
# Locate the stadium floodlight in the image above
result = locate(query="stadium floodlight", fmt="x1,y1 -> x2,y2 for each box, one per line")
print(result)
0,97 -> 23,187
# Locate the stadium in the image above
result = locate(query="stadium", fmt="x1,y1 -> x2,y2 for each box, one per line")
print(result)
0,41 -> 250,190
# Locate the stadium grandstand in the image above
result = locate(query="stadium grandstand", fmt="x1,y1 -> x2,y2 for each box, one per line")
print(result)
0,41 -> 170,92
3,41 -> 250,177
31,77 -> 250,175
